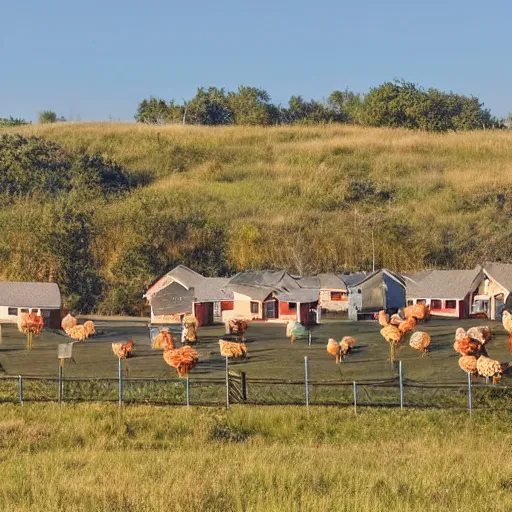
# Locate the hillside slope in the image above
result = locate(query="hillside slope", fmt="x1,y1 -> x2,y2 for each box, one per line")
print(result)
1,123 -> 512,312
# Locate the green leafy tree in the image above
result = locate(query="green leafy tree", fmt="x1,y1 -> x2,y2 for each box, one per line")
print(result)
185,87 -> 232,125
228,86 -> 275,125
0,117 -> 29,127
39,111 -> 58,124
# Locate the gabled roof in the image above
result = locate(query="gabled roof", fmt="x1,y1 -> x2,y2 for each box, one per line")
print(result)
165,265 -> 203,289
227,270 -> 319,303
194,278 -> 234,302
406,267 -> 483,300
402,270 -> 433,284
339,272 -> 369,287
294,276 -> 320,289
483,262 -> 512,293
0,282 -> 61,309
316,273 -> 347,291
349,269 -> 405,289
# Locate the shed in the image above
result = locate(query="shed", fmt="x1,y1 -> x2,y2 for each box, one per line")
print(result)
226,270 -> 320,324
315,273 -> 348,314
348,270 -> 406,320
0,282 -> 62,328
405,266 -> 484,319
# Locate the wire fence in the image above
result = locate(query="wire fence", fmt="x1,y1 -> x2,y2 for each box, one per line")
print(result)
1,358 -> 512,412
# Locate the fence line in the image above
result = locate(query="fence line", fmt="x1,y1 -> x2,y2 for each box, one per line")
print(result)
0,372 -> 508,411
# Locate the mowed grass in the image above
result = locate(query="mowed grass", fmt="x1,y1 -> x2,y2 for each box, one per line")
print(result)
1,404 -> 512,511
0,318 -> 510,384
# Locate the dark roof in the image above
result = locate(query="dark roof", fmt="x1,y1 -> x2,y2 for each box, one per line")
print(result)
349,269 -> 405,289
294,276 -> 320,289
483,262 -> 512,293
339,272 -> 369,287
166,265 -> 203,288
227,270 -> 319,303
406,267 -> 483,300
228,270 -> 287,288
316,273 -> 347,291
0,282 -> 61,308
402,270 -> 433,284
194,278 -> 234,302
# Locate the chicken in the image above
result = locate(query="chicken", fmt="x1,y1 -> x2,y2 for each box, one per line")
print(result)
18,312 -> 44,350
83,320 -> 96,337
163,345 -> 199,378
219,340 -> 247,359
404,304 -> 430,322
327,338 -> 341,364
458,355 -> 478,375
228,319 -> 248,342
466,326 -> 491,345
502,311 -> 512,353
182,323 -> 198,344
152,329 -> 174,350
380,325 -> 403,362
409,331 -> 431,355
112,340 -> 135,359
455,328 -> 466,342
66,325 -> 88,342
340,336 -> 356,354
378,310 -> 390,327
61,313 -> 77,332
398,317 -> 417,335
390,314 -> 402,326
453,336 -> 486,357
476,356 -> 503,384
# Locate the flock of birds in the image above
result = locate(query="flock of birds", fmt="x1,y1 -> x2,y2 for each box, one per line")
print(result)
15,304 -> 512,384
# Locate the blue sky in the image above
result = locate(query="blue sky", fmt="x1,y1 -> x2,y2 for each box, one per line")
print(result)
1,0 -> 510,122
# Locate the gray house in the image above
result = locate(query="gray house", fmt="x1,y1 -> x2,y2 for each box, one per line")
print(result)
347,269 -> 406,320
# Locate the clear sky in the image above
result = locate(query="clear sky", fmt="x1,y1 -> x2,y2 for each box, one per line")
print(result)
1,0 -> 510,122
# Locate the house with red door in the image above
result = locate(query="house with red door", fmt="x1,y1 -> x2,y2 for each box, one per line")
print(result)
144,265 -> 234,326
405,266 -> 484,319
225,270 -> 320,324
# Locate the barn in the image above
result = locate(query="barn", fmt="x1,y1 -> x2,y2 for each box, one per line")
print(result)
316,273 -> 349,315
144,265 -> 234,326
225,270 -> 320,324
0,282 -> 62,328
405,267 -> 484,319
347,269 -> 406,320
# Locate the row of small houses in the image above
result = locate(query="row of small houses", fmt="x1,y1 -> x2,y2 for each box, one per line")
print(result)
0,262 -> 511,326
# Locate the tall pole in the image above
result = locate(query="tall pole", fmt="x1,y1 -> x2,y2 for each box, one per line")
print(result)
372,224 -> 375,273
18,375 -> 23,406
399,360 -> 404,410
58,362 -> 63,404
186,375 -> 190,407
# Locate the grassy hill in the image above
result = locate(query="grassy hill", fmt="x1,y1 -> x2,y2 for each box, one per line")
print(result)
2,123 -> 512,313
1,403 -> 512,511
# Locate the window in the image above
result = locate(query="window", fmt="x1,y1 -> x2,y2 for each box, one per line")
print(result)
8,308 -> 17,316
407,300 -> 414,306
431,300 -> 442,309
20,308 -> 29,313
31,309 -> 38,313
416,299 -> 426,305
250,301 -> 259,314
288,302 -> 297,310
330,292 -> 344,301
445,300 -> 457,309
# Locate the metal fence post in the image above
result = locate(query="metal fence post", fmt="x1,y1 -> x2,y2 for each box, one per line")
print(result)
308,331 -> 312,347
0,324 -> 2,344
353,381 -> 357,414
58,363 -> 63,404
467,371 -> 472,415
304,356 -> 309,408
399,360 -> 404,410
118,357 -> 123,406
186,375 -> 190,407
225,356 -> 230,410
18,376 -> 23,406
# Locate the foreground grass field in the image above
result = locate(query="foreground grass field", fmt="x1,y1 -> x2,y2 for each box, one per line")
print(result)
1,404 -> 512,511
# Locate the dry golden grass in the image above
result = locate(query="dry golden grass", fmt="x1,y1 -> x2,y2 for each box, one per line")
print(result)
0,403 -> 512,511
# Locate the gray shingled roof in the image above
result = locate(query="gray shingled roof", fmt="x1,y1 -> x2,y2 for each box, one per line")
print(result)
406,268 -> 482,300
350,269 -> 405,288
316,273 -> 347,291
228,270 -> 287,288
194,278 -> 234,302
166,265 -> 204,288
483,262 -> 512,293
276,289 -> 320,303
0,282 -> 61,308
339,272 -> 369,287
294,276 -> 321,289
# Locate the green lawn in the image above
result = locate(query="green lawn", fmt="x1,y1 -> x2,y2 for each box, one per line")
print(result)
0,317 -> 509,384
